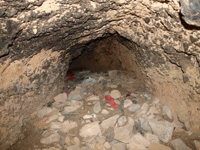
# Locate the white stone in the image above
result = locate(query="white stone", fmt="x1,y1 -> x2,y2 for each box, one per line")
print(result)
163,105 -> 173,120
171,138 -> 192,150
128,104 -> 141,112
79,122 -> 101,138
86,95 -> 100,101
40,133 -> 60,145
148,119 -> 174,143
110,90 -> 121,99
37,107 -> 53,119
50,122 -> 62,130
101,109 -> 109,115
123,99 -> 133,108
101,115 -> 119,130
58,115 -> 65,122
64,100 -> 83,113
93,101 -> 101,113
117,116 -> 127,127
60,120 -> 78,133
54,93 -> 67,101
83,115 -> 93,119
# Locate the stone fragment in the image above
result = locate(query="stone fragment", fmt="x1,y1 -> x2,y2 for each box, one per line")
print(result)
128,142 -> 147,150
67,144 -> 81,150
123,99 -> 133,108
79,122 -> 101,138
73,137 -> 80,145
83,115 -> 93,119
68,89 -> 83,100
58,115 -> 65,122
54,93 -> 67,101
50,122 -> 62,130
104,127 -> 114,142
46,114 -> 59,123
40,133 -> 60,145
144,132 -> 159,144
110,90 -> 121,99
152,97 -> 160,105
101,115 -> 119,130
65,136 -> 71,146
114,123 -> 133,143
111,141 -> 126,150
138,103 -> 149,115
86,95 -> 100,101
64,100 -> 83,113
101,109 -> 109,115
147,106 -> 159,115
60,120 -> 78,133
148,119 -> 174,143
171,138 -> 192,150
53,93 -> 68,108
138,116 -> 152,132
128,104 -> 141,112
149,143 -> 172,150
163,105 -> 173,120
93,101 -> 101,113
108,70 -> 118,78
130,133 -> 150,148
104,142 -> 111,149
117,116 -> 127,127
194,140 -> 200,150
37,107 -> 53,119
43,147 -> 62,150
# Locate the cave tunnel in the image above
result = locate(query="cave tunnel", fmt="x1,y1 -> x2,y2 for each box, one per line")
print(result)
1,0 -> 200,150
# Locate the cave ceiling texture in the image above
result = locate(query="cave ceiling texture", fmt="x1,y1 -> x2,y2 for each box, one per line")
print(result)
0,0 -> 200,149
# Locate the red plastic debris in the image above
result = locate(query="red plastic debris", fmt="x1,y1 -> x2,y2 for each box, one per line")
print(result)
67,73 -> 74,77
67,77 -> 75,81
105,95 -> 119,109
128,92 -> 137,94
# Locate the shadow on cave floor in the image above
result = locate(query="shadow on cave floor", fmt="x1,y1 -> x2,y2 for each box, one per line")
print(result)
9,35 -> 199,150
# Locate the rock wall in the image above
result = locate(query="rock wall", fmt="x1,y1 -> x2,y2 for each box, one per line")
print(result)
0,0 -> 200,149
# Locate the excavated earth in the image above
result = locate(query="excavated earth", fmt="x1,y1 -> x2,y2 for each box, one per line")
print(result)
0,0 -> 200,149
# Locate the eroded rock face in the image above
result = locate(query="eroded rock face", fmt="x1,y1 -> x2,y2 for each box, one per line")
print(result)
0,0 -> 200,149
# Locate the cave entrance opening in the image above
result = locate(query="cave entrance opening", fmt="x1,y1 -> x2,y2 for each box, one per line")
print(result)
67,34 -> 147,91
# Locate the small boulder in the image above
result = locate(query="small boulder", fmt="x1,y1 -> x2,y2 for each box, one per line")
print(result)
149,143 -> 171,150
163,105 -> 173,120
171,138 -> 192,150
79,122 -> 101,138
148,119 -> 174,143
110,90 -> 121,99
40,133 -> 60,145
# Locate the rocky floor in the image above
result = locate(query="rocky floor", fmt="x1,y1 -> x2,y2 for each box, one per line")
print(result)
10,70 -> 200,150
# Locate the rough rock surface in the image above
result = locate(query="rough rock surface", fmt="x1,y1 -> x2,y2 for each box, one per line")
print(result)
0,0 -> 200,149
